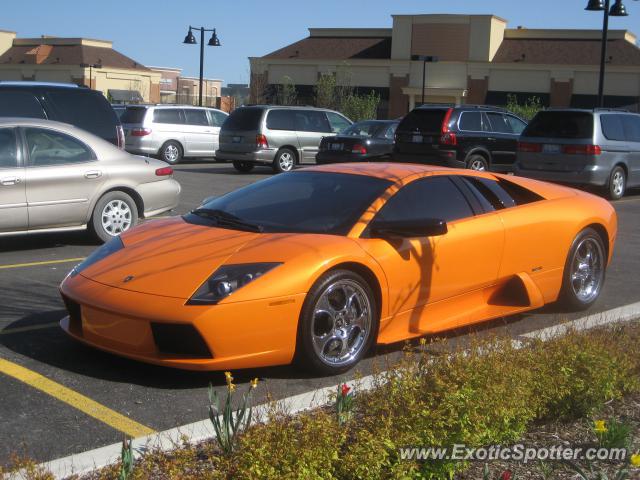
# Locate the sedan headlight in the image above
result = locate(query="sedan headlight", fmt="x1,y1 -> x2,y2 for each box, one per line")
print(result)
188,263 -> 281,305
70,236 -> 124,277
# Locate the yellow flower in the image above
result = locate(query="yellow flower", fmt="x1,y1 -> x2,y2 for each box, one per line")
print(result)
593,420 -> 607,434
631,453 -> 640,468
228,382 -> 236,393
250,377 -> 259,389
224,371 -> 233,385
419,338 -> 427,346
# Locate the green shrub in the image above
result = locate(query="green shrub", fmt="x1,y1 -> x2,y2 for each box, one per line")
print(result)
505,94 -> 543,120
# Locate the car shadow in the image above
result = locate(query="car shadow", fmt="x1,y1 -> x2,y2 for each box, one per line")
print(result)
175,165 -> 274,176
0,231 -> 98,253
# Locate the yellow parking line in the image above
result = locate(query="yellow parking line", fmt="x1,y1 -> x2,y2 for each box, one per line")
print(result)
0,258 -> 85,270
0,358 -> 155,438
0,322 -> 59,335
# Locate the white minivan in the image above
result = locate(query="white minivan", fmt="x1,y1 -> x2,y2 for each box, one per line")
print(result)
122,105 -> 228,164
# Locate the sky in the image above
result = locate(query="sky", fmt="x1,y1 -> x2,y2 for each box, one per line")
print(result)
2,0 -> 639,85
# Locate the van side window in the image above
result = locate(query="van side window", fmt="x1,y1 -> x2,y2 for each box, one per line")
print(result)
266,110 -> 296,130
295,111 -> 331,133
0,92 -> 46,119
184,109 -> 209,126
601,114 -> 626,141
621,115 -> 640,142
154,109 -> 184,124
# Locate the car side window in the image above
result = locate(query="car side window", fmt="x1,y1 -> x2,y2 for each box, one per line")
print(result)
184,109 -> 209,126
506,115 -> 527,135
458,112 -> 484,132
600,114 -> 626,141
0,92 -> 47,119
621,115 -> 640,143
209,110 -> 228,127
382,123 -> 398,139
25,128 -> 94,167
153,108 -> 184,124
486,113 -> 513,134
0,128 -> 18,169
461,177 -> 514,210
326,112 -> 351,133
375,176 -> 474,224
266,110 -> 296,130
295,111 -> 332,133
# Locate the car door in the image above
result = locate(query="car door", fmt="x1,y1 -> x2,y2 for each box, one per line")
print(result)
183,108 -> 215,156
152,108 -> 186,153
357,175 -> 504,334
294,110 -> 333,163
621,114 -> 640,186
0,127 -> 27,232
457,111 -> 490,162
486,112 -> 520,168
23,127 -> 105,229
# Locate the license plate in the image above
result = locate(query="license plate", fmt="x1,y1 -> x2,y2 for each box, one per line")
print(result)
232,136 -> 242,143
412,134 -> 423,143
329,143 -> 343,151
543,144 -> 561,154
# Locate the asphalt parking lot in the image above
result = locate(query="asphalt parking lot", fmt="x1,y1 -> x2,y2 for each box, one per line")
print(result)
1,161 -> 640,467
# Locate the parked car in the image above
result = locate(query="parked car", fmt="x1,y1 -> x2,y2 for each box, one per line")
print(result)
121,105 -> 229,164
393,105 -> 528,172
217,105 -> 352,173
0,118 -> 180,242
316,120 -> 399,164
515,109 -> 640,200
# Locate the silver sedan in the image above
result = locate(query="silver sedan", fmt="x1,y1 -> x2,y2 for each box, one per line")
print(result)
0,118 -> 181,242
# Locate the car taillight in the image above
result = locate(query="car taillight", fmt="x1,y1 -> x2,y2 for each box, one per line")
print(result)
440,132 -> 457,146
352,144 -> 367,154
441,108 -> 454,134
155,167 -> 173,176
518,142 -> 542,153
131,128 -> 152,137
562,144 -> 602,155
256,134 -> 269,149
116,125 -> 125,149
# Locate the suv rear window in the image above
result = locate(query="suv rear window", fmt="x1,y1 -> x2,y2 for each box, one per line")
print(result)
223,108 -> 263,131
0,91 -> 46,118
45,90 -> 119,141
398,109 -> 448,133
121,107 -> 148,124
523,111 -> 593,139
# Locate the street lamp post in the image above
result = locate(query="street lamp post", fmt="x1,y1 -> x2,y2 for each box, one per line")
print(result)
80,63 -> 102,89
411,55 -> 438,106
585,0 -> 629,108
183,26 -> 221,106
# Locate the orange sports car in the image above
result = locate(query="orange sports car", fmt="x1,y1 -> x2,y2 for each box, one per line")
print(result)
59,163 -> 617,374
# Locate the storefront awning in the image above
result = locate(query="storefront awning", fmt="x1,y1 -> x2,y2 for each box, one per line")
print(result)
108,89 -> 143,103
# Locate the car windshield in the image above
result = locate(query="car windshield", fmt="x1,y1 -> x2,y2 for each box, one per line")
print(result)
184,171 -> 392,235
343,122 -> 383,137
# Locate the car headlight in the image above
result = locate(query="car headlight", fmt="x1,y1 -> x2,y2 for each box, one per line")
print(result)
70,236 -> 124,277
188,263 -> 281,305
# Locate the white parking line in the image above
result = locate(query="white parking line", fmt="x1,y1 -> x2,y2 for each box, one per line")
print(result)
7,302 -> 640,480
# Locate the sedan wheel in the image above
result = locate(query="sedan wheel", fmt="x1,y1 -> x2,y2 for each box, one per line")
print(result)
559,228 -> 606,310
91,191 -> 139,243
297,270 -> 378,375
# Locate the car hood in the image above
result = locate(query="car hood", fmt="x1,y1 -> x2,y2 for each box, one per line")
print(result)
79,217 -> 259,299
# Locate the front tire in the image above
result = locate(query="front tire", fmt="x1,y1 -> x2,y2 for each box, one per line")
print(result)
272,148 -> 296,173
558,228 -> 606,311
90,191 -> 139,243
296,270 -> 378,375
607,166 -> 626,200
159,141 -> 183,165
233,161 -> 255,173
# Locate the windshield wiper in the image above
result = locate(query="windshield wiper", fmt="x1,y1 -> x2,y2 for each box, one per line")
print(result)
190,208 -> 263,233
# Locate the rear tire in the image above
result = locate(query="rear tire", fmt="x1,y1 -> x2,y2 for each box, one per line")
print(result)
272,148 -> 296,174
557,228 -> 606,311
466,154 -> 489,171
233,161 -> 255,173
90,191 -> 139,243
606,166 -> 626,200
159,141 -> 183,165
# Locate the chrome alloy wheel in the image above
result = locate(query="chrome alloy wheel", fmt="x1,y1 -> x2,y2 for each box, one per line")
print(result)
101,200 -> 132,236
278,152 -> 294,171
311,279 -> 372,366
611,170 -> 625,198
570,236 -> 604,303
164,144 -> 179,162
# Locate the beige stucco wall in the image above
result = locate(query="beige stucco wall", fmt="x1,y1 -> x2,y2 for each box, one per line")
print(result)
0,31 -> 16,56
573,70 -> 640,96
409,62 -> 468,89
488,69 -> 551,93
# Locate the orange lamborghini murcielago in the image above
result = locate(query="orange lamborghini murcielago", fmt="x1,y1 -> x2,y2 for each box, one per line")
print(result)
60,163 -> 617,374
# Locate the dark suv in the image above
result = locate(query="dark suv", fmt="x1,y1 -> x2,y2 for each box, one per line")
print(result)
393,105 -> 527,171
0,82 -> 123,147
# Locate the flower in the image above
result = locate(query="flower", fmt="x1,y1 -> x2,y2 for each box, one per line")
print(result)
419,337 -> 427,346
224,371 -> 233,385
631,453 -> 640,467
593,420 -> 608,434
228,382 -> 236,393
341,383 -> 351,397
250,377 -> 259,389
500,471 -> 512,480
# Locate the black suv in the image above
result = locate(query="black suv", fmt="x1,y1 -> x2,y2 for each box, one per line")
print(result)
393,105 -> 528,171
0,82 -> 123,147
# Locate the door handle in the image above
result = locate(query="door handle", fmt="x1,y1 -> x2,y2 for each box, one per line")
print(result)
84,170 -> 102,179
0,176 -> 20,186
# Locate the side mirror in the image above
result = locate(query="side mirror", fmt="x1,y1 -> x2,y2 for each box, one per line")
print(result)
370,218 -> 448,238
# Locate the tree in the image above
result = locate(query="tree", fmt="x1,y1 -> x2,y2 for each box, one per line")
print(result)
313,70 -> 381,121
276,76 -> 297,106
315,74 -> 337,110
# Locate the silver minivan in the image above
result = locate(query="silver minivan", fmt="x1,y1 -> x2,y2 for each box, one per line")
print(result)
216,106 -> 352,173
515,109 -> 640,200
122,105 -> 228,164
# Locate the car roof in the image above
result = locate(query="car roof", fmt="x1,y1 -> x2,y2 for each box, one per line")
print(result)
299,162 -> 452,181
0,117 -> 78,129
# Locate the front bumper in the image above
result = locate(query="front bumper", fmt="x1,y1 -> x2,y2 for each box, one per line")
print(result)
215,149 -> 276,164
59,274 -> 304,370
514,164 -> 610,187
